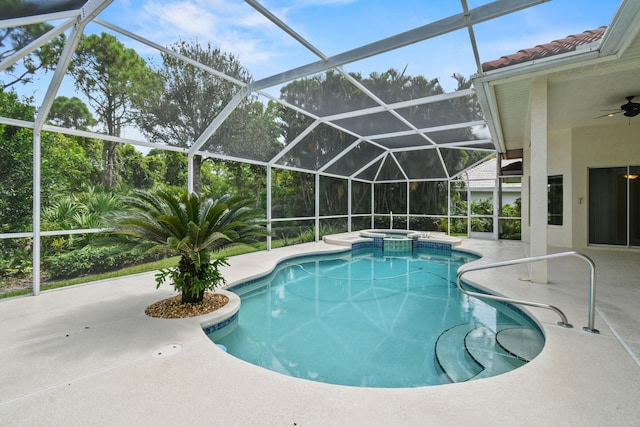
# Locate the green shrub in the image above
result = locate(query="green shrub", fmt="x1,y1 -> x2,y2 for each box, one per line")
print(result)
408,217 -> 440,231
155,257 -> 228,301
500,198 -> 521,240
45,246 -> 161,279
499,218 -> 521,240
437,217 -> 468,235
0,239 -> 33,279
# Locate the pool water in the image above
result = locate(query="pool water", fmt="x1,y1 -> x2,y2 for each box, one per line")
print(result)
211,248 -> 544,388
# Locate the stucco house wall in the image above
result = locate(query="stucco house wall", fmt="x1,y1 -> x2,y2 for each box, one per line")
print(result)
522,120 -> 640,249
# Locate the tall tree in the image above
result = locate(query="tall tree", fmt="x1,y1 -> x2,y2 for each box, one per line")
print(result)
0,91 -> 103,233
135,40 -> 279,193
0,90 -> 36,233
69,32 -> 157,188
48,96 -> 97,130
117,144 -> 153,189
1,23 -> 64,89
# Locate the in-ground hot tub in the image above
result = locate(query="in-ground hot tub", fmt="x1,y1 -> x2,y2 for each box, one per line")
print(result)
358,229 -> 462,252
382,235 -> 412,252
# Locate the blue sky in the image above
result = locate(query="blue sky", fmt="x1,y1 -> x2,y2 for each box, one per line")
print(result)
7,0 -> 623,108
95,0 -> 621,88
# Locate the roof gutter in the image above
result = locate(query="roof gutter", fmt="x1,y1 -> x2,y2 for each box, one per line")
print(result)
599,0 -> 640,57
473,79 -> 506,153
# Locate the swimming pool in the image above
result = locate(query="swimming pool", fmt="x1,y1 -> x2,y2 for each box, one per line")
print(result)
209,247 -> 544,388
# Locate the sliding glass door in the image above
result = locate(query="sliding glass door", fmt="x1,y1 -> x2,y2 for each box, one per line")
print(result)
589,166 -> 640,247
630,166 -> 640,246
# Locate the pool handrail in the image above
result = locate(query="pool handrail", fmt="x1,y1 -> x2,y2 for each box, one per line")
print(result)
456,251 -> 599,334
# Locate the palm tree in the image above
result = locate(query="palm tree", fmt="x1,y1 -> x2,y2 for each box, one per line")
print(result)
110,189 -> 267,303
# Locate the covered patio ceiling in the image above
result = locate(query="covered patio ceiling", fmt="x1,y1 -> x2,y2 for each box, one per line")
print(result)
0,0 -> 622,184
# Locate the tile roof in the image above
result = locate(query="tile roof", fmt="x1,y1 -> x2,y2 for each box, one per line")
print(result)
481,26 -> 607,72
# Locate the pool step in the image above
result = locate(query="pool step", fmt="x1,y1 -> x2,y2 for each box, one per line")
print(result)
495,327 -> 545,362
435,324 -> 483,382
464,325 -> 527,380
435,324 -> 544,383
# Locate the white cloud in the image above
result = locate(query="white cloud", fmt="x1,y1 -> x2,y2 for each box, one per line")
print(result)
132,1 -> 305,72
150,2 -> 219,36
283,0 -> 358,6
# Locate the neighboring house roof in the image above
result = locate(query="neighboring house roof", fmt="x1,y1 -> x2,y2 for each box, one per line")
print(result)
464,158 -> 521,191
482,26 -> 607,72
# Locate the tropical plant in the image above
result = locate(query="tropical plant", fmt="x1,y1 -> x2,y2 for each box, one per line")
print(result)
109,189 -> 267,303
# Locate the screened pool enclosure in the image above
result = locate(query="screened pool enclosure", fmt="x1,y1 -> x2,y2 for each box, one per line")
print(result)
0,0 -> 545,293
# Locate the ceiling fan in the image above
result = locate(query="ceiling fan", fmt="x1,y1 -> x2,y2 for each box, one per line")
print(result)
596,96 -> 640,119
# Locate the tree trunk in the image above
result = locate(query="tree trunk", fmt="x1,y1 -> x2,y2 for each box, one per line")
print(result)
193,155 -> 202,194
181,288 -> 205,304
178,254 -> 205,304
102,140 -> 118,188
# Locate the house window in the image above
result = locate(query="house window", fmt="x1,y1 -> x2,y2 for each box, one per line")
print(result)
548,175 -> 563,225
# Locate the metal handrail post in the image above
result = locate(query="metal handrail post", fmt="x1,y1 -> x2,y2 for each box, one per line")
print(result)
456,251 -> 599,333
579,253 -> 598,333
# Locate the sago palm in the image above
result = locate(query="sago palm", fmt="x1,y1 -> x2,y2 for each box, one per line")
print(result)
111,189 -> 267,303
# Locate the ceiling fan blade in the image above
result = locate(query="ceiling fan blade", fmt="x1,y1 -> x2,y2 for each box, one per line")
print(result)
596,96 -> 639,120
594,111 -> 623,119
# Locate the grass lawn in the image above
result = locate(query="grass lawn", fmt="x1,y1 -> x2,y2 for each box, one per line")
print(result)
0,240 -> 287,299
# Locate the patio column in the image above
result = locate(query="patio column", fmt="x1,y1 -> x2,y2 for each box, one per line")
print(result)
529,79 -> 548,283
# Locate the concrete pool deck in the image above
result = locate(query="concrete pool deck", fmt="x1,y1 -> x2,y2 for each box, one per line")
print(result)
1,238 -> 639,426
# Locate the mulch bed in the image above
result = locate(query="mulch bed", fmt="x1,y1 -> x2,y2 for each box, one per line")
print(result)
145,292 -> 229,318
